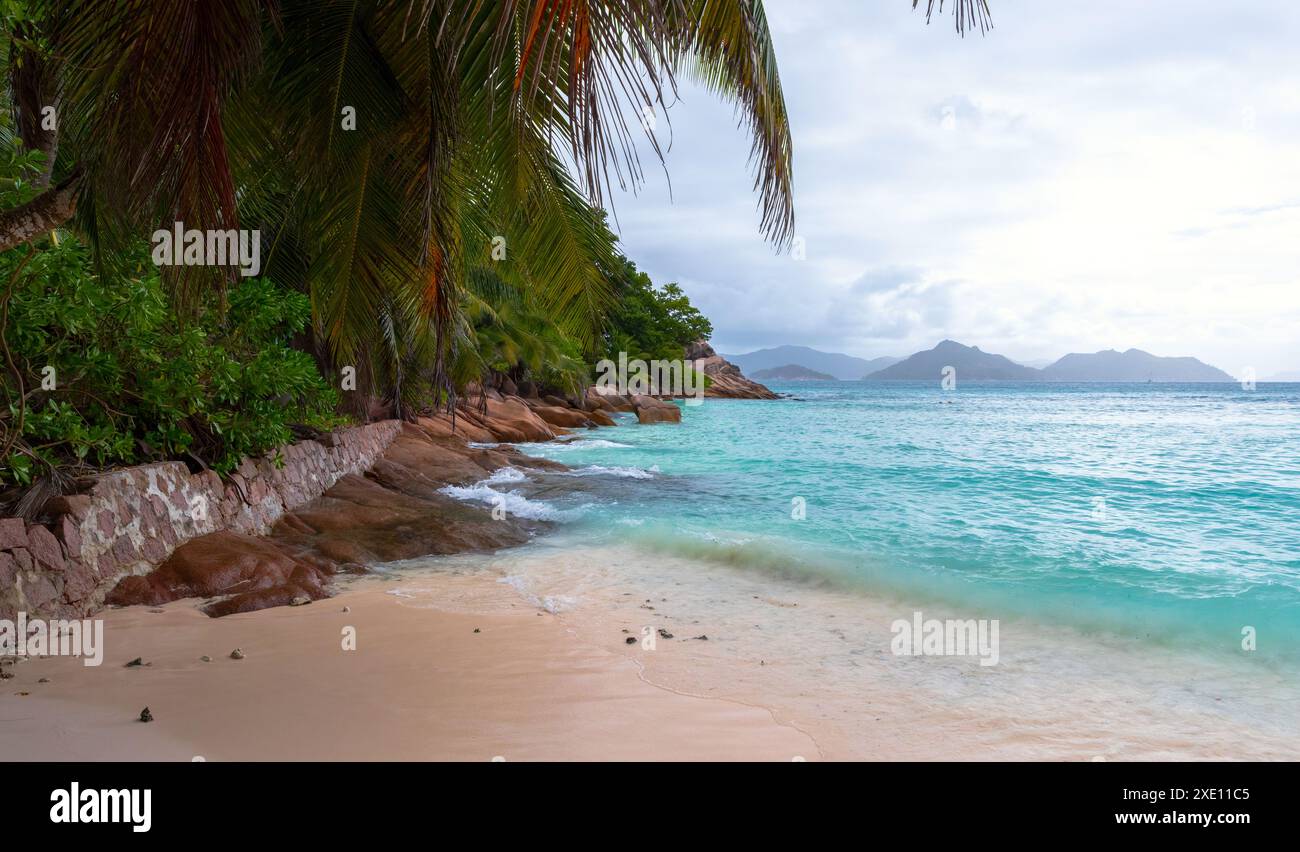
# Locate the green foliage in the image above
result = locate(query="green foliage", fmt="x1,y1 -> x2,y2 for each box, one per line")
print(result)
601,254 -> 714,364
37,0 -> 793,410
1,236 -> 342,486
0,0 -> 795,499
455,267 -> 591,397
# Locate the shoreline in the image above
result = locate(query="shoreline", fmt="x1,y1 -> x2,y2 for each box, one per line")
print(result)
93,388 -> 695,617
438,535 -> 1300,761
0,576 -> 816,762
2,384 -> 825,762
7,384 -> 1299,761
11,533 -> 1298,761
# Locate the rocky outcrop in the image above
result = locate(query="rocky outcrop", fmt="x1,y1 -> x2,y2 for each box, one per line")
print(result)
106,419 -> 565,616
1,421 -> 402,622
686,340 -> 780,399
526,401 -> 599,429
3,389 -> 628,620
585,388 -> 636,413
630,395 -> 682,424
105,530 -> 332,617
100,405 -> 573,616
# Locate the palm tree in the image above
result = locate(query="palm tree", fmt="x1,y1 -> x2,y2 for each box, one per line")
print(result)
1,0 -> 987,413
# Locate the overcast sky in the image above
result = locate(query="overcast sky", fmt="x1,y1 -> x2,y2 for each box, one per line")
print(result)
606,0 -> 1300,376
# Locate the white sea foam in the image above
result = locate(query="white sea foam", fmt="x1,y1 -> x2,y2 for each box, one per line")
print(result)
439,483 -> 560,520
498,574 -> 578,613
530,438 -> 632,451
439,468 -> 589,522
483,466 -> 527,484
563,464 -> 655,479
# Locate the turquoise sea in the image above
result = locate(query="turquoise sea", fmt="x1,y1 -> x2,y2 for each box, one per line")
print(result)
458,381 -> 1300,666
410,380 -> 1300,756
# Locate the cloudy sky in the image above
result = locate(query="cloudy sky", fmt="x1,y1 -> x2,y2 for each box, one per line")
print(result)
606,0 -> 1300,376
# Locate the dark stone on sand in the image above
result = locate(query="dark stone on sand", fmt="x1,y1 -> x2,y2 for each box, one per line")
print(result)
138,707 -> 153,723
125,657 -> 143,667
657,629 -> 674,639
625,637 -> 637,645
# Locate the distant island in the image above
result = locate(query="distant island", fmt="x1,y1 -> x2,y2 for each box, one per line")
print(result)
860,340 -> 1235,382
865,340 -> 1039,381
723,340 -> 1245,383
1040,349 -> 1234,382
751,364 -> 837,381
724,345 -> 899,381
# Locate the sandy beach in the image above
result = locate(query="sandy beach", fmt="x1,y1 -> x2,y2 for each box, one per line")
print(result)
9,535 -> 1299,762
0,575 -> 817,762
3,388 -> 1298,763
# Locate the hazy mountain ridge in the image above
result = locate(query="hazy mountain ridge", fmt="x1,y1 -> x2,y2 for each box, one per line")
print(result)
865,340 -> 1042,381
725,341 -> 1242,383
861,340 -> 1236,382
751,364 -> 837,381
1041,349 -> 1234,382
724,345 -> 899,381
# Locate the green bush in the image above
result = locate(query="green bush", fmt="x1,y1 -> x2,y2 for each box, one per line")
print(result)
602,255 -> 714,364
1,237 -> 343,488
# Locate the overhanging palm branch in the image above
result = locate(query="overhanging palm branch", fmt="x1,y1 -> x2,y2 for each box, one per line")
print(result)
13,0 -> 935,415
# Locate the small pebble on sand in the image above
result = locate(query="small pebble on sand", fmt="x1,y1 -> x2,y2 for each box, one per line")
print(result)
230,649 -> 245,660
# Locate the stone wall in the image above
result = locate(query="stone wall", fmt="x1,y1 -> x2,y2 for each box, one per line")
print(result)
0,420 -> 402,621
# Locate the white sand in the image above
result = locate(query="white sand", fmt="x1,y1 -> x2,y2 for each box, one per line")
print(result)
0,578 -> 816,762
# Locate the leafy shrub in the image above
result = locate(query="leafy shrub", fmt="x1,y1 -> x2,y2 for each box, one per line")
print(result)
602,255 -> 714,364
1,237 -> 343,490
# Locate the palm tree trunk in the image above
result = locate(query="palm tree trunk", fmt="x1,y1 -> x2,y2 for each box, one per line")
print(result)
0,169 -> 82,253
2,27 -> 76,251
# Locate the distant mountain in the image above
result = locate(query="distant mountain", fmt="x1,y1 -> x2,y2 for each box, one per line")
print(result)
864,340 -> 1041,381
724,346 -> 899,381
857,356 -> 904,378
752,364 -> 837,381
1042,349 -> 1233,382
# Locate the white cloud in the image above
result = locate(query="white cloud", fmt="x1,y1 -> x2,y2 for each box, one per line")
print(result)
606,0 -> 1300,372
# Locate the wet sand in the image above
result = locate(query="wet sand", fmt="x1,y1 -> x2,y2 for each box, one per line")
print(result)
0,578 -> 816,762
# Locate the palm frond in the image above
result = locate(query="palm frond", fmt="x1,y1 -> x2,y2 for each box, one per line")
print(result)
671,0 -> 795,248
913,0 -> 993,36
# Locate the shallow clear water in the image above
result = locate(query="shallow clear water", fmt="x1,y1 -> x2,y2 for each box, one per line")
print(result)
462,381 -> 1300,666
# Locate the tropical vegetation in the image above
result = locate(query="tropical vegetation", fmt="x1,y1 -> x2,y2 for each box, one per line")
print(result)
0,0 -> 985,510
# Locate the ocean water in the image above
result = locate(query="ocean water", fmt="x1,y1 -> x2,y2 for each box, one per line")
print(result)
497,382 -> 1300,660
419,381 -> 1300,757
